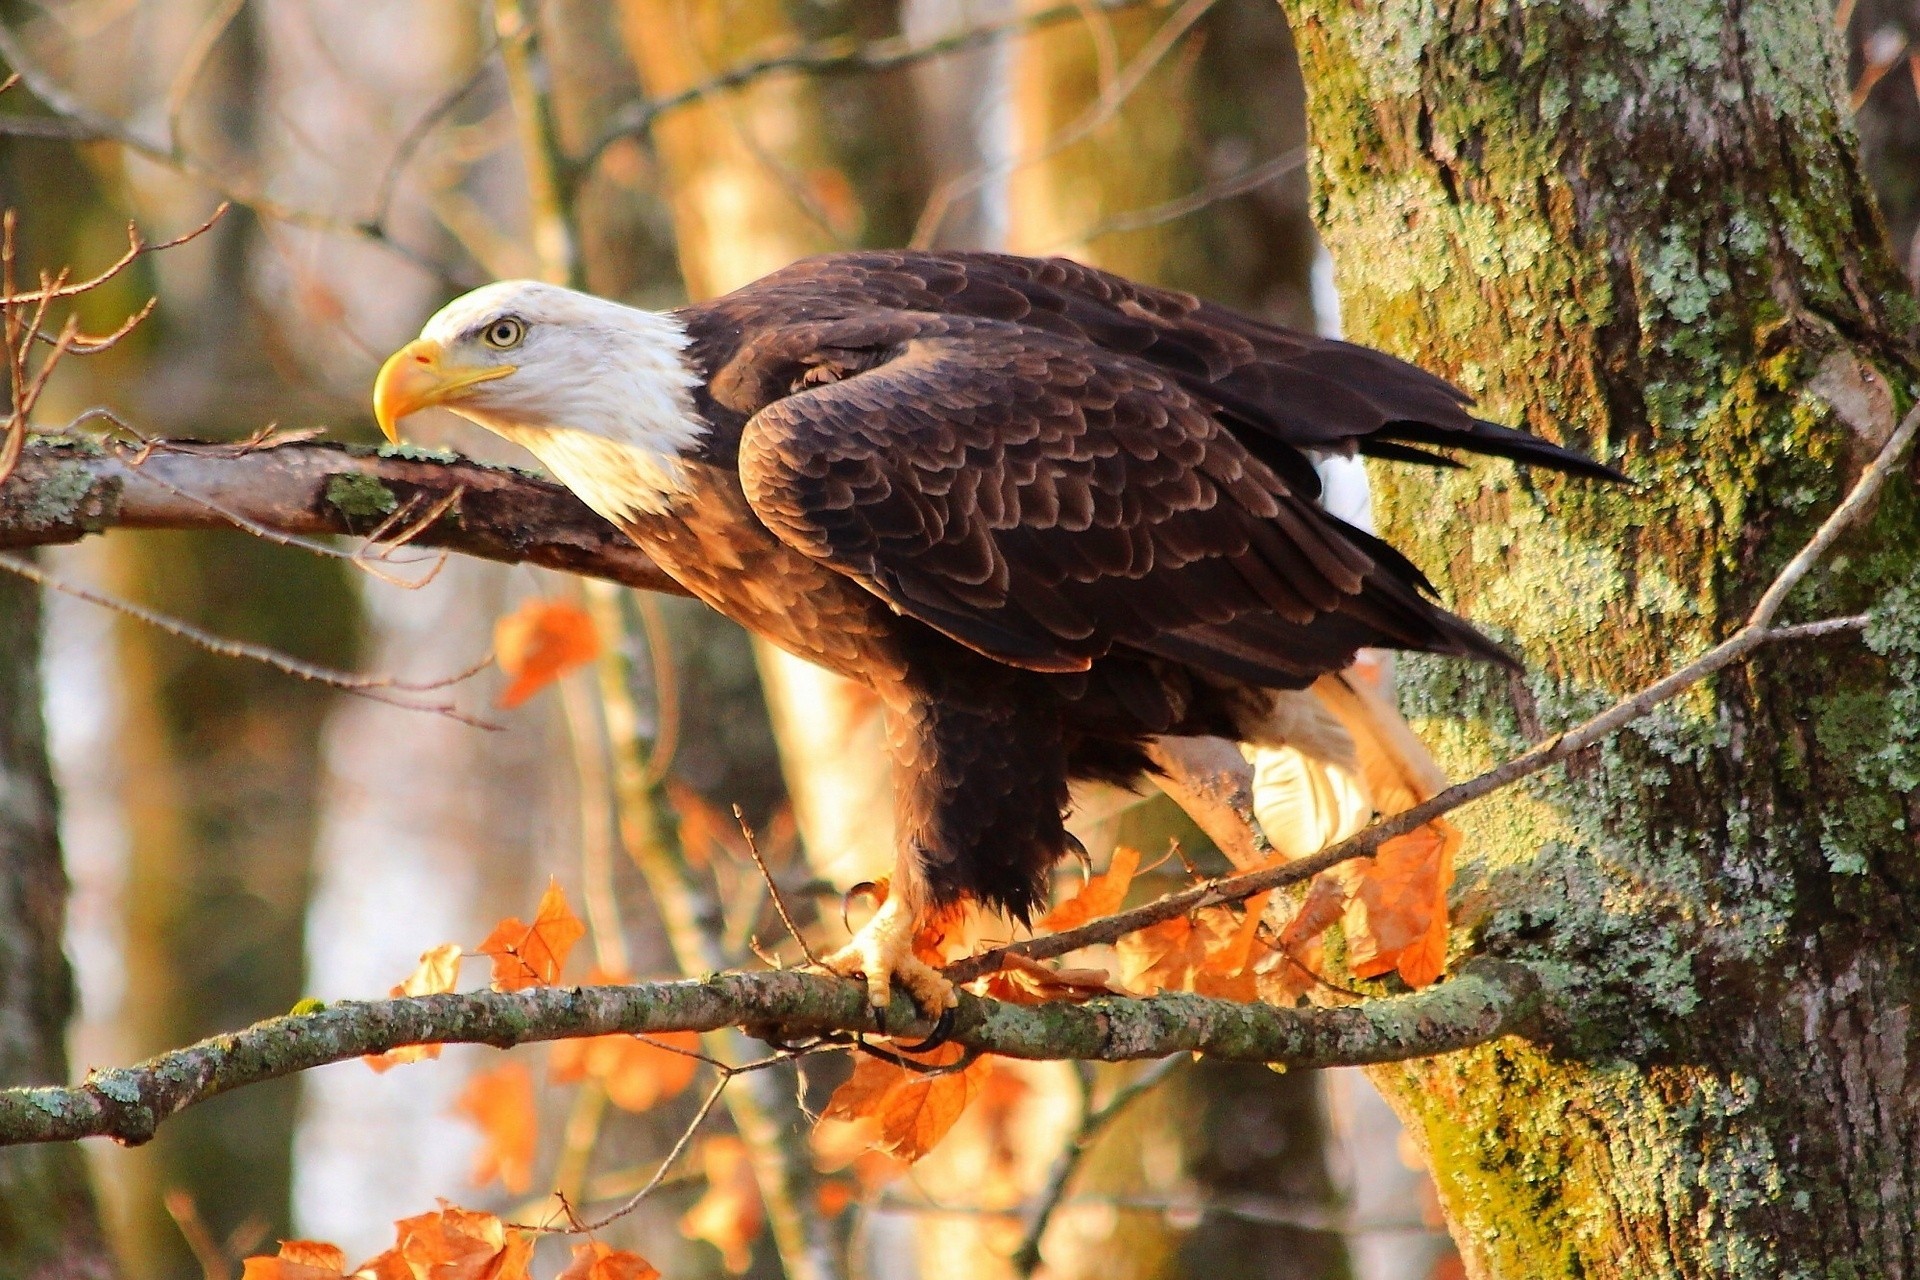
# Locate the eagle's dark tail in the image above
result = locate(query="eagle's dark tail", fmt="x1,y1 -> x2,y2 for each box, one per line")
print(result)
1368,416 -> 1630,484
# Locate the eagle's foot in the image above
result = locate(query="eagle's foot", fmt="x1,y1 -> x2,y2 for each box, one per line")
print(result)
815,890 -> 958,1016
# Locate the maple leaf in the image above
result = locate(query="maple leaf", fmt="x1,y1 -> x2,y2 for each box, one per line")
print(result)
475,880 -> 585,990
452,1062 -> 538,1194
555,1241 -> 661,1280
241,1241 -> 348,1280
680,1136 -> 764,1275
387,1203 -> 534,1280
365,943 -> 464,1073
549,1029 -> 700,1112
821,1044 -> 992,1163
1038,845 -> 1140,932
972,952 -> 1122,1004
494,598 -> 599,708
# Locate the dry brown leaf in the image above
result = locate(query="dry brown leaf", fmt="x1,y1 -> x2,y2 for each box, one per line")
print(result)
554,1241 -> 661,1280
549,1029 -> 701,1112
241,1240 -> 348,1280
1038,845 -> 1140,932
387,1203 -> 534,1280
971,952 -> 1123,1005
679,1136 -> 763,1275
475,880 -> 585,991
451,1062 -> 538,1194
821,1044 -> 992,1163
365,943 -> 464,1073
494,599 -> 598,708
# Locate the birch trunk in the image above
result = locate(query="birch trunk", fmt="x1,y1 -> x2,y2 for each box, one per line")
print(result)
1286,1 -> 1920,1273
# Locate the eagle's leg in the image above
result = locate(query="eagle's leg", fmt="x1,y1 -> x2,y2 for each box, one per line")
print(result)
816,885 -> 956,1013
816,665 -> 1067,1013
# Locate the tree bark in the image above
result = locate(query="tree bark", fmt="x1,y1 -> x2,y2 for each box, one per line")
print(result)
1285,0 -> 1920,1274
0,566 -> 118,1278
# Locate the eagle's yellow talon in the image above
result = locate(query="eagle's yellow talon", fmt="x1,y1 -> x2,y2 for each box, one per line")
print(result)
814,890 -> 957,1016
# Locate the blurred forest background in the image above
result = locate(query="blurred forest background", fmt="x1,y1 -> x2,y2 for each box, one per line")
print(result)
2,1 -> 1916,1277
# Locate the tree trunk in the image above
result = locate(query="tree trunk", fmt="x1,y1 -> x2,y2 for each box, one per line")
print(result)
1285,0 -> 1920,1274
0,567 -> 117,1278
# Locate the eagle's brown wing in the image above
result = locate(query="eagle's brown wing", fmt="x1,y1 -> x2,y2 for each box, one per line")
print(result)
714,250 -> 1624,491
732,312 -> 1506,687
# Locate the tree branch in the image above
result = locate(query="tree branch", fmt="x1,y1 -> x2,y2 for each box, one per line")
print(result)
0,438 -> 688,597
0,959 -> 1540,1149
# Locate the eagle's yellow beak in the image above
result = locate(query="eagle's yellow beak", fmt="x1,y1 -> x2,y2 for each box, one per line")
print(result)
372,338 -> 516,441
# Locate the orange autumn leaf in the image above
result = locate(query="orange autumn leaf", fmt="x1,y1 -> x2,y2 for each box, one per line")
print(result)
680,1136 -> 763,1275
549,1030 -> 701,1113
1116,897 -> 1273,1000
241,1241 -> 349,1280
1346,819 -> 1459,988
556,1241 -> 661,1280
452,1062 -> 538,1194
1275,819 -> 1458,991
494,598 -> 599,708
972,952 -> 1122,1005
387,1203 -> 534,1280
476,879 -> 585,990
365,943 -> 464,1073
821,1043 -> 992,1163
1038,844 -> 1140,932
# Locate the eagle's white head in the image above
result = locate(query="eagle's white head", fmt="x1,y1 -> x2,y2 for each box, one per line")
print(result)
373,280 -> 705,523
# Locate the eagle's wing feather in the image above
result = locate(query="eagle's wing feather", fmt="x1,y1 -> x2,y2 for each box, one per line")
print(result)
733,313 -> 1505,685
715,251 -> 1626,486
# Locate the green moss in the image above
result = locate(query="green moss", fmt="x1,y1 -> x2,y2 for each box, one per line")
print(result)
17,465 -> 111,532
324,474 -> 399,519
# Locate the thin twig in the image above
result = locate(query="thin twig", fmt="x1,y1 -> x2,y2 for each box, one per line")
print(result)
0,553 -> 498,726
576,1073 -> 731,1230
1053,147 -> 1307,247
577,0 -> 1156,172
1012,1054 -> 1185,1277
910,0 -> 1218,248
736,804 -> 819,966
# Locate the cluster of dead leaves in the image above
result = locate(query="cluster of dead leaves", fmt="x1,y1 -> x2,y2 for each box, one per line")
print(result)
242,1205 -> 655,1280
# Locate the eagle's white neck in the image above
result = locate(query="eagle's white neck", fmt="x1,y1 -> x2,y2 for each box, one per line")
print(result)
421,286 -> 708,524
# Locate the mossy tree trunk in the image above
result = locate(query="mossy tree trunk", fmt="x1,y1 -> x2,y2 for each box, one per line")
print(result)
1284,0 -> 1920,1274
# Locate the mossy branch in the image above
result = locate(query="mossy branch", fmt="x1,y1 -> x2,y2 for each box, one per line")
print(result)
0,437 -> 687,596
0,960 -> 1541,1149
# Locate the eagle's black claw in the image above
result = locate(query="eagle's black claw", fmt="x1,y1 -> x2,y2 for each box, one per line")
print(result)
895,1006 -> 957,1054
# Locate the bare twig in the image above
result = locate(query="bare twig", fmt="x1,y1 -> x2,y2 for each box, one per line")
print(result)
1012,1054 -> 1185,1276
1054,147 -> 1307,247
0,552 -> 497,726
578,1073 -> 731,1230
577,0 -> 1155,172
736,804 -> 819,966
910,0 -> 1218,248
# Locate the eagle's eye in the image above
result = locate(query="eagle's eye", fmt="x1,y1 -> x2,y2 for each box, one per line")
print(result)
482,317 -> 526,350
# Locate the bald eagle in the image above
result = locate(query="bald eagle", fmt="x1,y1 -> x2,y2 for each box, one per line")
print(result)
374,251 -> 1617,1012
